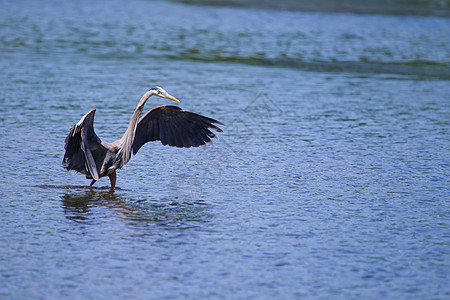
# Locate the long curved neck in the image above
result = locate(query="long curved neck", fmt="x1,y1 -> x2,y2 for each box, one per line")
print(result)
117,90 -> 154,166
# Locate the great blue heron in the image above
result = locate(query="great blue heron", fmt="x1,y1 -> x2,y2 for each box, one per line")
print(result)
63,87 -> 223,189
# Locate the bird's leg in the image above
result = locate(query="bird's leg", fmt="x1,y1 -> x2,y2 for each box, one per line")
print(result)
108,171 -> 117,189
89,179 -> 96,187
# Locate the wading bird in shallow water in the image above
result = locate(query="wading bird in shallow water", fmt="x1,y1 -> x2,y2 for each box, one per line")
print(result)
62,87 -> 223,189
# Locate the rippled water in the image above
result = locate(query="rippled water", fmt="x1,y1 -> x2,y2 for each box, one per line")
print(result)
1,0 -> 449,299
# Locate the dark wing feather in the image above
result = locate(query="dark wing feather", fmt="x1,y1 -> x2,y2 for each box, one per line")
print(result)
62,109 -> 108,180
132,105 -> 224,155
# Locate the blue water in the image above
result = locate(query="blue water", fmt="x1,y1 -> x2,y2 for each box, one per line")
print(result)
1,0 -> 449,299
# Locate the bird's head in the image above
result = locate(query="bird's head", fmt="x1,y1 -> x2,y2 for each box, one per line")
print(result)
149,87 -> 180,102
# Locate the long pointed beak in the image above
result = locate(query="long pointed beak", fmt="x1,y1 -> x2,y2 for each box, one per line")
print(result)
165,93 -> 180,103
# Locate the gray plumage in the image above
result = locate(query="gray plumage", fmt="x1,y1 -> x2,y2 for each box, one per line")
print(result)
62,87 -> 223,189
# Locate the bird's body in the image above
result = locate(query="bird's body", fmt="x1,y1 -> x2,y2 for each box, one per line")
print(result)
62,87 -> 223,189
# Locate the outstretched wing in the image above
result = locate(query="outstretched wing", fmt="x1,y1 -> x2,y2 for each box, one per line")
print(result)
62,109 -> 108,180
132,105 -> 224,155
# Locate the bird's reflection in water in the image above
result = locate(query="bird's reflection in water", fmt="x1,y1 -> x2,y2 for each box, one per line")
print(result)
61,189 -> 129,222
61,189 -> 211,230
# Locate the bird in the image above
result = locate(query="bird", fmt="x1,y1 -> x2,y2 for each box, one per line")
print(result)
62,87 -> 223,189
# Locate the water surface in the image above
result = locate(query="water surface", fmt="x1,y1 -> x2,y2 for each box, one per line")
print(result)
0,0 -> 449,299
